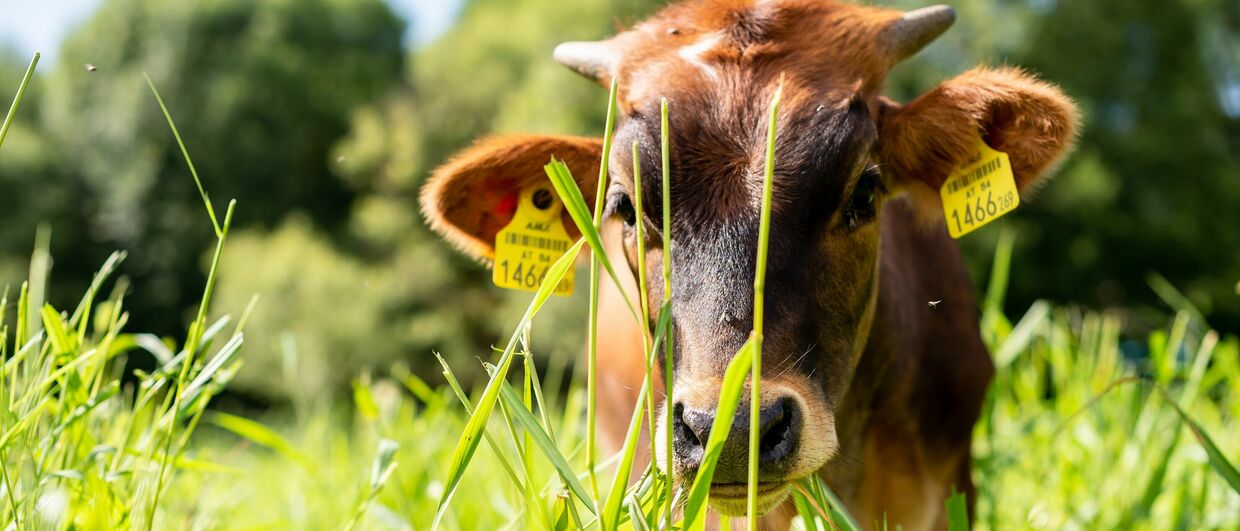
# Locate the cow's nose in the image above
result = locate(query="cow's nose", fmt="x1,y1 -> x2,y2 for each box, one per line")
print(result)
671,397 -> 800,482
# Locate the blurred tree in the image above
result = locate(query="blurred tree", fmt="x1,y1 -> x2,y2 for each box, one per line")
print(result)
886,0 -> 1240,333
36,0 -> 405,335
1009,0 -> 1240,331
215,0 -> 660,396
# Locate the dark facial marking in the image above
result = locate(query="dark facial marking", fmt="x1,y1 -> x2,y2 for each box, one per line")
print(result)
603,86 -> 881,384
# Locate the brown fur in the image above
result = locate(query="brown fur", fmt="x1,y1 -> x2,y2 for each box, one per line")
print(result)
419,1 -> 1078,529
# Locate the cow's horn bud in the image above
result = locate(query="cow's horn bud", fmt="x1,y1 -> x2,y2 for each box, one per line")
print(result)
553,40 -> 618,83
882,5 -> 955,62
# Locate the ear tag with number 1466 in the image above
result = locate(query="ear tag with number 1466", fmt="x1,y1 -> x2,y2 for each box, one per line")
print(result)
493,186 -> 574,296
941,136 -> 1020,238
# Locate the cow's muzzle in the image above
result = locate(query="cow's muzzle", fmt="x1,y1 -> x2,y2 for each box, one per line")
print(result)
671,396 -> 800,481
655,378 -> 837,517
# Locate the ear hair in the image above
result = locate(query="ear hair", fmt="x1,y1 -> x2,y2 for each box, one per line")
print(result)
878,66 -> 1079,225
420,134 -> 603,262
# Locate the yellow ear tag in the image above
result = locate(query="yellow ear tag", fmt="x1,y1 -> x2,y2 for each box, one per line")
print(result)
940,136 -> 1020,238
492,186 -> 575,296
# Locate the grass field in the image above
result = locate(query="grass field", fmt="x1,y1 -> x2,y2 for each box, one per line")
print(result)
6,238 -> 1238,530
3,53 -> 1239,530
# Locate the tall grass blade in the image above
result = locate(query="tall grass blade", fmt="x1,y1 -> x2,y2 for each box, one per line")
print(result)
748,78 -> 783,526
143,72 -> 220,235
600,377 -> 650,530
993,301 -> 1049,368
630,140 -> 661,504
342,438 -> 400,531
0,52 -> 38,152
626,493 -> 653,531
68,251 -> 126,333
494,377 -> 596,513
945,489 -> 969,531
681,337 -> 757,528
40,304 -> 76,357
588,78 -> 621,506
1152,386 -> 1240,495
803,474 -> 861,531
208,411 -> 312,471
791,490 -> 825,531
177,334 -> 244,412
544,159 -> 637,320
433,238 -> 585,529
434,353 -> 524,490
26,226 -> 51,342
659,96 -> 676,529
1147,272 -> 1209,327
980,229 -> 1015,346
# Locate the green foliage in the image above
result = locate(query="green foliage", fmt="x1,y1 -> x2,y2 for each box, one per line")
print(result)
7,247 -> 1235,528
975,309 -> 1240,528
0,55 -> 81,289
206,0 -> 667,398
147,276 -> 1240,530
213,217 -> 469,397
0,0 -> 406,340
1008,0 -> 1240,331
884,0 -> 1240,332
0,70 -> 245,529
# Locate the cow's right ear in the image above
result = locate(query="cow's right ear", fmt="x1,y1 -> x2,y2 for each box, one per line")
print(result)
420,134 -> 603,263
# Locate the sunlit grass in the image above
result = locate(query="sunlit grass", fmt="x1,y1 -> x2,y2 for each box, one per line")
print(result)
587,78 -> 622,510
0,56 -> 251,529
748,79 -> 783,528
162,272 -> 1237,530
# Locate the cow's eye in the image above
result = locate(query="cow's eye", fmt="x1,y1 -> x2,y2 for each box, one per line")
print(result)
613,194 -> 637,227
842,166 -> 883,230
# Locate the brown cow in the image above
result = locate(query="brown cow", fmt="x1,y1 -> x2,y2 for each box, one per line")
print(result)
421,1 -> 1077,529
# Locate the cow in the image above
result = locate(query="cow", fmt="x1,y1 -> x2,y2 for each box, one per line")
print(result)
420,0 -> 1077,529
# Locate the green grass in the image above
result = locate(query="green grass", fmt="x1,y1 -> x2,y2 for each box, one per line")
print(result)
0,55 -> 250,529
2,51 -> 1239,530
155,277 -> 1238,530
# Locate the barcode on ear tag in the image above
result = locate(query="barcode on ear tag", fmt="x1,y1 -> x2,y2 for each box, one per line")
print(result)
492,186 -> 575,296
941,136 -> 1020,238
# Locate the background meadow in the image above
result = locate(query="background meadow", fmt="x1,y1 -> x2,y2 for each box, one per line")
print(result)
1,0 -> 1238,528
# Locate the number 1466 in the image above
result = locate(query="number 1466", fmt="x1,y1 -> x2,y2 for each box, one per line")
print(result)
950,190 -> 1015,233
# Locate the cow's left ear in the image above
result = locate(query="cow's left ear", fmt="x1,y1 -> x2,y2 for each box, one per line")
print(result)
878,67 -> 1079,219
420,134 -> 602,263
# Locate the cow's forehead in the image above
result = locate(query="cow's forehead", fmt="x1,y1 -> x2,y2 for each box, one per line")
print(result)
614,0 -> 898,110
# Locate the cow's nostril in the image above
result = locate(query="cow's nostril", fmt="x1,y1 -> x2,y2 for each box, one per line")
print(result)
672,403 -> 696,446
674,402 -> 712,449
758,398 -> 797,460
671,403 -> 710,472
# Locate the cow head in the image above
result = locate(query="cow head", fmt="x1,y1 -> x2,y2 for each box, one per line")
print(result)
421,0 -> 1076,516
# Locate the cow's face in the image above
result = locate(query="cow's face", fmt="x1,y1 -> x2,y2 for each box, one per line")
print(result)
608,98 -> 881,517
422,0 -> 1076,516
605,83 -> 883,518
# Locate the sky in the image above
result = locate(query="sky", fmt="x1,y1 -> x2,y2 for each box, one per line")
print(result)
0,0 -> 464,65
